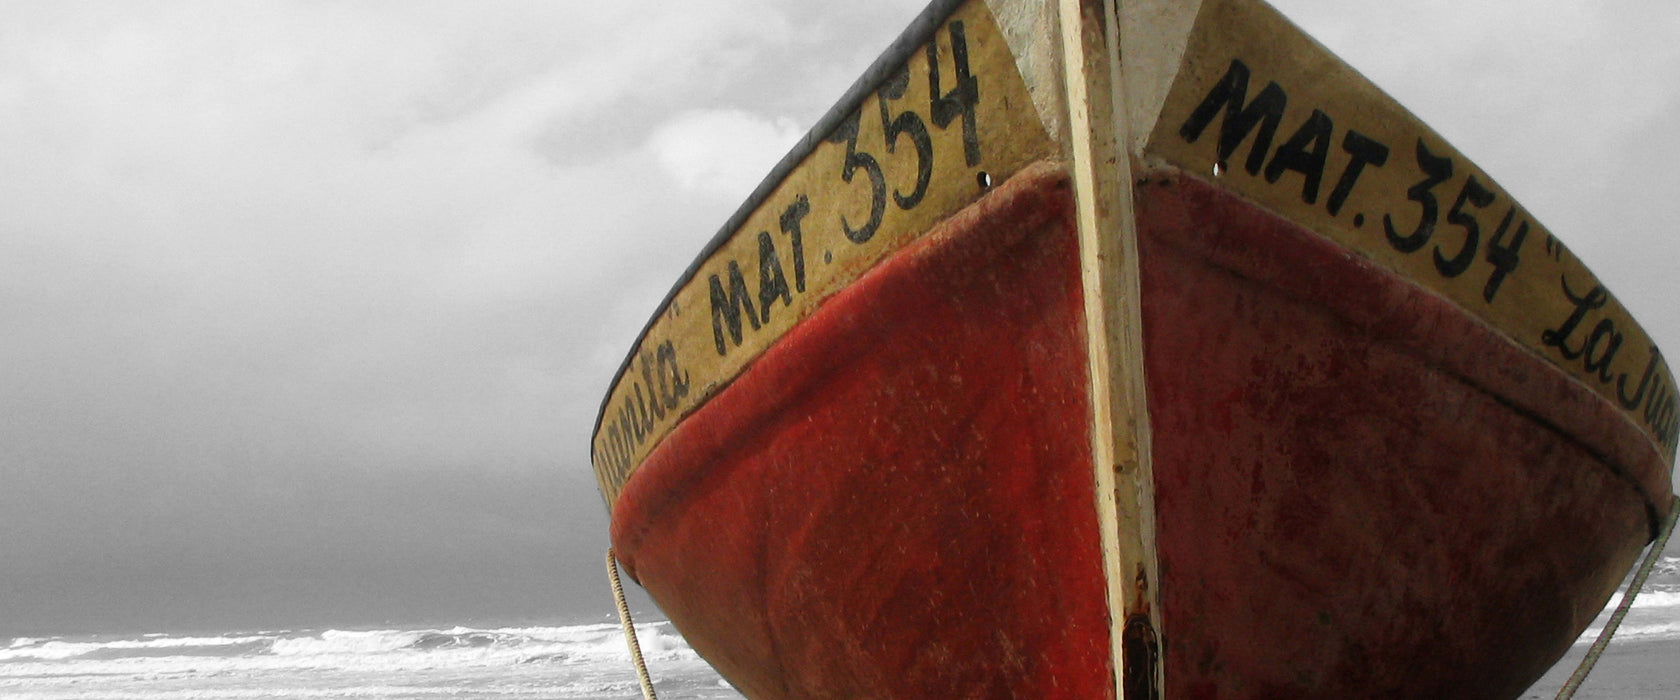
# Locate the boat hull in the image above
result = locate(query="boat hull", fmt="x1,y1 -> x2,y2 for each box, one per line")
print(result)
1137,171 -> 1660,698
610,163 -> 1669,698
594,0 -> 1679,694
612,164 -> 1114,698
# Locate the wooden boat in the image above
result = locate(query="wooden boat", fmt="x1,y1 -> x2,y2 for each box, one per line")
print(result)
591,0 -> 1679,697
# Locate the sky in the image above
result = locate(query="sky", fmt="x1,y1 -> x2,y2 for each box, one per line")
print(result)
0,0 -> 1676,638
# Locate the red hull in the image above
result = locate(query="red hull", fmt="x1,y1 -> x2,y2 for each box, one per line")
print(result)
610,164 -> 1670,698
613,165 -> 1112,698
1137,173 -> 1664,698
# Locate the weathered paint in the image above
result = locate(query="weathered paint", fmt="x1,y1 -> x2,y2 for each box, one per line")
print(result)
1055,0 -> 1164,695
1136,170 -> 1662,698
1145,0 -> 1679,467
589,0 -> 1679,697
610,165 -> 1113,699
590,0 -> 1055,506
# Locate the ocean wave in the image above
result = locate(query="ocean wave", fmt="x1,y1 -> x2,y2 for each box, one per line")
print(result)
410,630 -> 503,650
1603,588 -> 1680,610
1571,584 -> 1680,644
0,621 -> 704,682
259,623 -> 692,662
267,629 -> 425,657
1578,620 -> 1680,642
0,634 -> 274,662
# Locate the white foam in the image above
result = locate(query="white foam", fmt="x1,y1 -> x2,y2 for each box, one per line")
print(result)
0,624 -> 723,700
0,622 -> 706,684
0,635 -> 273,662
268,629 -> 422,657
1603,588 -> 1680,610
1578,620 -> 1680,642
1571,585 -> 1680,644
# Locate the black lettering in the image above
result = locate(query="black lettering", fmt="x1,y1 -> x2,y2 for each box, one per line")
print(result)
652,350 -> 673,413
878,64 -> 933,210
1178,59 -> 1289,176
599,444 -> 611,473
757,231 -> 792,324
618,423 -> 632,465
1436,175 -> 1496,278
632,383 -> 654,434
779,196 -> 810,293
604,425 -> 623,471
596,340 -> 689,480
638,351 -> 665,421
831,110 -> 886,244
1483,209 -> 1529,303
1326,130 -> 1389,216
1540,278 -> 1607,361
619,401 -> 642,445
1263,109 -> 1333,204
1582,320 -> 1623,384
709,262 -> 760,355
1646,379 -> 1673,436
1384,139 -> 1453,253
656,340 -> 689,409
928,20 -> 981,167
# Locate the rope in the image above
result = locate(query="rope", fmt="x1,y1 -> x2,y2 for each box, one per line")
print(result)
1554,504 -> 1679,699
606,548 -> 659,700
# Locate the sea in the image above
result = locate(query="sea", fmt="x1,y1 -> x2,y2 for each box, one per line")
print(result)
0,621 -> 744,700
4,557 -> 1677,700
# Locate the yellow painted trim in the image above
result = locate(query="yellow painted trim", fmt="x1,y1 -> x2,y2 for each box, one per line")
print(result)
591,0 -> 1057,507
1146,0 -> 1678,465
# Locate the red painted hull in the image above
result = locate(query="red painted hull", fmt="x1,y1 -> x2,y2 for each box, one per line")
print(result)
609,164 -> 1672,698
612,165 -> 1113,698
1137,173 -> 1667,698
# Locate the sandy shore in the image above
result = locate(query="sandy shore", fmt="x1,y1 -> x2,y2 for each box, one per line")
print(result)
1523,637 -> 1680,699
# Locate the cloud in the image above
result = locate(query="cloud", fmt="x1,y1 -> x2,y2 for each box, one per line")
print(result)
648,108 -> 806,198
5,0 -> 1667,636
0,0 -> 910,635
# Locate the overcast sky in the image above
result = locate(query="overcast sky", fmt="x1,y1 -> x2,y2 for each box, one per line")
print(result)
1,0 -> 1675,638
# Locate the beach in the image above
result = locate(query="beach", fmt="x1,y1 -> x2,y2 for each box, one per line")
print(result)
1527,637 -> 1680,699
1525,555 -> 1680,699
5,556 -> 1673,699
0,622 -> 745,700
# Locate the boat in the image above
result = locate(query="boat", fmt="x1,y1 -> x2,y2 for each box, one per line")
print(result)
590,0 -> 1679,697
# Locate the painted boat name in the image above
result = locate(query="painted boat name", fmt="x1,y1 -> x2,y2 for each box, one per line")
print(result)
708,21 -> 982,358
593,19 -> 993,489
1180,59 -> 1529,304
1175,57 -> 1678,457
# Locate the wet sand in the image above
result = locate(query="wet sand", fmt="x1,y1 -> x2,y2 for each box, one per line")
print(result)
1524,637 -> 1680,699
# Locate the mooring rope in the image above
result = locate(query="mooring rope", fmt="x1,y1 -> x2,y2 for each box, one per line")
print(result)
1554,504 -> 1679,699
606,548 -> 659,700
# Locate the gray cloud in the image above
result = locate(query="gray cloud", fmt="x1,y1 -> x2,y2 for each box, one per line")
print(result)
1,0 -> 1673,637
0,0 -> 930,637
